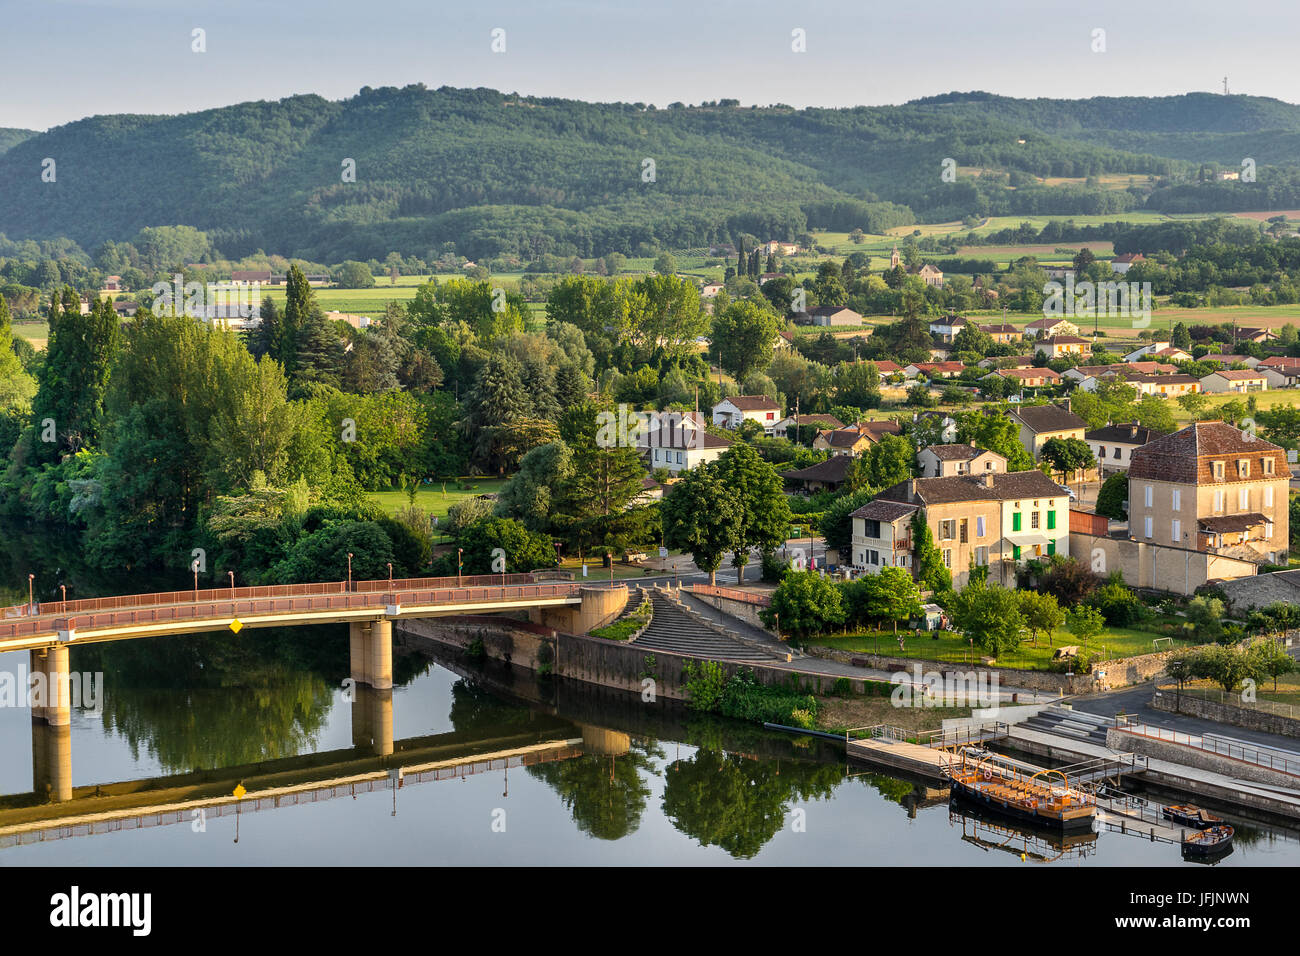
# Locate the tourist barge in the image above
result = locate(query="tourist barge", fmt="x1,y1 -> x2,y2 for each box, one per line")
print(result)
1181,824 -> 1235,860
942,748 -> 1096,834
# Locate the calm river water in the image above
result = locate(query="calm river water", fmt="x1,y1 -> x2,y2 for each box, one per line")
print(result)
0,628 -> 1297,867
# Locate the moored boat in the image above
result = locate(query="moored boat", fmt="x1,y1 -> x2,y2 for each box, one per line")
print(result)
1162,804 -> 1224,829
1181,824 -> 1234,859
942,751 -> 1096,834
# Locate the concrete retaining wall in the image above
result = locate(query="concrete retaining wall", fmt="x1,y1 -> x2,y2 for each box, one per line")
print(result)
399,616 -> 890,702
686,591 -> 774,634
1107,727 -> 1300,788
1150,688 -> 1300,738
1069,532 -> 1258,596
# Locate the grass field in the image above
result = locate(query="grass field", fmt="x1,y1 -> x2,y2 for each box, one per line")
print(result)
365,478 -> 507,524
806,624 -> 1196,671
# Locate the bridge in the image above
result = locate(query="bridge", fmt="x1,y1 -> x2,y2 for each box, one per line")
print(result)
1,572 -> 630,805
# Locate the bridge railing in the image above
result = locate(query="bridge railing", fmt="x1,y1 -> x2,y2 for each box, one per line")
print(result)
6,573 -> 542,621
0,581 -> 593,640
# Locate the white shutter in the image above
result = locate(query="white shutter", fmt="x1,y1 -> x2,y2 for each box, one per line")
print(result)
1144,485 -> 1153,507
976,516 -> 985,536
1171,519 -> 1180,543
1265,485 -> 1274,507
1240,488 -> 1249,510
1144,516 -> 1153,539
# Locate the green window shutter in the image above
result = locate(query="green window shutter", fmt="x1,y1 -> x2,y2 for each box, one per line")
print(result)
1012,512 -> 1022,532
1013,545 -> 1021,560
1047,540 -> 1056,556
1047,510 -> 1056,530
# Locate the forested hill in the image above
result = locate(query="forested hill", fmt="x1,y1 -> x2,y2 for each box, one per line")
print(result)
1,86 -> 1299,261
0,129 -> 36,156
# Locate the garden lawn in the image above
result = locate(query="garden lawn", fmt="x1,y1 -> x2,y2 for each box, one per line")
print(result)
806,624 -> 1198,671
365,478 -> 507,525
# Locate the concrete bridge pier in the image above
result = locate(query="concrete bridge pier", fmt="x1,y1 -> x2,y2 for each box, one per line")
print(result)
349,620 -> 393,690
30,647 -> 72,802
351,685 -> 394,756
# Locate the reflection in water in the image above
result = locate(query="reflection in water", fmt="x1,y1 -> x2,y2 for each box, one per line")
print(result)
71,629 -> 346,773
662,748 -> 843,859
527,742 -> 661,841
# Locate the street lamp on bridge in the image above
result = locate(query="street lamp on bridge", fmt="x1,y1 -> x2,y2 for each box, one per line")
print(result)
228,571 -> 235,595
387,562 -> 393,588
28,574 -> 34,611
457,548 -> 463,587
347,553 -> 354,592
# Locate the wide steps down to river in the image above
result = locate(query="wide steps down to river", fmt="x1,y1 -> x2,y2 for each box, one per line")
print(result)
634,591 -> 780,662
1023,706 -> 1113,745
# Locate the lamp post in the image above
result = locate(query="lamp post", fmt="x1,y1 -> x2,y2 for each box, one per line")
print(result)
347,552 -> 353,592
387,562 -> 393,588
28,573 -> 34,611
457,548 -> 463,587
60,585 -> 66,604
228,571 -> 235,596
193,567 -> 199,602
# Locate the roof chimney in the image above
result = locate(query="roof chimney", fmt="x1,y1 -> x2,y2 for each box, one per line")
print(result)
905,479 -> 916,501
983,472 -> 995,489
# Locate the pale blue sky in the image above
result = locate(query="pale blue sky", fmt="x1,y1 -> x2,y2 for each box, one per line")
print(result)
5,0 -> 1299,130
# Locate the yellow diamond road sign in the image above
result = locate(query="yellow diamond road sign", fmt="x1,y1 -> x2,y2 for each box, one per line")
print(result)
229,619 -> 243,634
233,784 -> 246,799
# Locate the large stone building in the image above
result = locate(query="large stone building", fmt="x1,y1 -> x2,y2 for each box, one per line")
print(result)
1127,421 -> 1289,565
851,470 -> 1069,588
1008,404 -> 1087,461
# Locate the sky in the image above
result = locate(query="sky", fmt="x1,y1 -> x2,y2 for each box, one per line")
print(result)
5,0 -> 1300,131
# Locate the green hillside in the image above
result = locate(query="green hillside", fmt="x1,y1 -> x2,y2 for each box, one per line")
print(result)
2,87 -> 1299,261
0,128 -> 36,156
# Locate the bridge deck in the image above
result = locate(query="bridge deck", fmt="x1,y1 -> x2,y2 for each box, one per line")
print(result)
0,574 -> 610,649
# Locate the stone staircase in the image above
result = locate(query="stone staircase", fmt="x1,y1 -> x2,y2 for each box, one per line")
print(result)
1022,705 -> 1113,745
632,588 -> 786,662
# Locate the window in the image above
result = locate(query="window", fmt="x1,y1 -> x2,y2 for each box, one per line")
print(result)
975,546 -> 988,566
1012,512 -> 1022,532
1237,459 -> 1250,478
676,452 -> 683,465
868,550 -> 879,565
985,460 -> 994,471
960,518 -> 968,544
1098,446 -> 1106,459
1240,488 -> 1249,511
1012,545 -> 1021,561
1266,521 -> 1274,540
1144,516 -> 1153,539
1265,485 -> 1274,508
1047,540 -> 1056,556
1047,510 -> 1056,530
976,516 -> 986,537
1113,447 -> 1121,459
942,549 -> 952,568
1031,511 -> 1040,530
1214,491 -> 1225,513
1264,457 -> 1275,476
1213,461 -> 1225,480
1172,519 -> 1180,543
940,520 -> 956,540
1171,489 -> 1181,511
1144,485 -> 1153,508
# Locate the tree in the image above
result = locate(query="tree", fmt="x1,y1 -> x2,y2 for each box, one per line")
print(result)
712,444 -> 792,583
653,252 -> 677,275
661,466 -> 742,586
911,510 -> 951,594
1191,644 -> 1259,696
1248,639 -> 1297,692
458,516 -> 557,574
1039,436 -> 1095,482
0,293 -> 36,414
957,408 -> 1034,471
1165,650 -> 1197,706
949,581 -> 1025,657
1171,321 -> 1192,351
1094,471 -> 1129,520
337,260 -> 376,289
31,292 -> 121,458
553,442 -> 655,557
712,299 -> 779,382
1176,391 -> 1209,420
1185,595 -> 1225,643
760,570 -> 845,638
863,432 -> 914,488
494,440 -> 574,533
1018,590 -> 1064,647
867,566 -> 923,634
1064,604 -> 1105,654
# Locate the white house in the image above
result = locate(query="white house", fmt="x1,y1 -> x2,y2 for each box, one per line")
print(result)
712,395 -> 781,432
